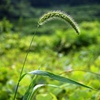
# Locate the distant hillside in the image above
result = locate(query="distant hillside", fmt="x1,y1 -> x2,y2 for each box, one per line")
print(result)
0,0 -> 100,20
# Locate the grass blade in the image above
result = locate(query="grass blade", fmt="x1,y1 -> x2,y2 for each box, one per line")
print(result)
28,70 -> 93,90
29,84 -> 59,99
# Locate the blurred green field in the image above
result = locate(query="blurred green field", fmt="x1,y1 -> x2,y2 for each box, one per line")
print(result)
0,5 -> 100,100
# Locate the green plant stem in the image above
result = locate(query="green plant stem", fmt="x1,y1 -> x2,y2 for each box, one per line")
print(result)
13,25 -> 39,100
22,75 -> 37,100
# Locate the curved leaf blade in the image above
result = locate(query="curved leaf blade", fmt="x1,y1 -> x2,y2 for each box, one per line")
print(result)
28,70 -> 93,90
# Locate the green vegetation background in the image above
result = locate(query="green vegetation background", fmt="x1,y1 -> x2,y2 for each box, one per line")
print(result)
0,0 -> 100,100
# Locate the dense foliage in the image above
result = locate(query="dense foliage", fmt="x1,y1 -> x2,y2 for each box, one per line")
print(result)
0,19 -> 100,99
0,0 -> 100,20
0,1 -> 100,99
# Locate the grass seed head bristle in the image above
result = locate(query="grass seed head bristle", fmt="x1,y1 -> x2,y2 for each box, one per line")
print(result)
38,11 -> 80,34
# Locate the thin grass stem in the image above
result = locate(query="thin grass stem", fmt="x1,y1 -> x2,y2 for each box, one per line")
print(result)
13,25 -> 39,100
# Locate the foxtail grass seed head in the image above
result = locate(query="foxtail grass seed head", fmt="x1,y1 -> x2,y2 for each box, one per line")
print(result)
38,11 -> 80,34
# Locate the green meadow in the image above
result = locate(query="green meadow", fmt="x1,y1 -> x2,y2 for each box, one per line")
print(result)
0,5 -> 100,100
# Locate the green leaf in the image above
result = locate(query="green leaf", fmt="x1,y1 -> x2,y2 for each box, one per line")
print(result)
28,70 -> 93,89
29,84 -> 59,99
